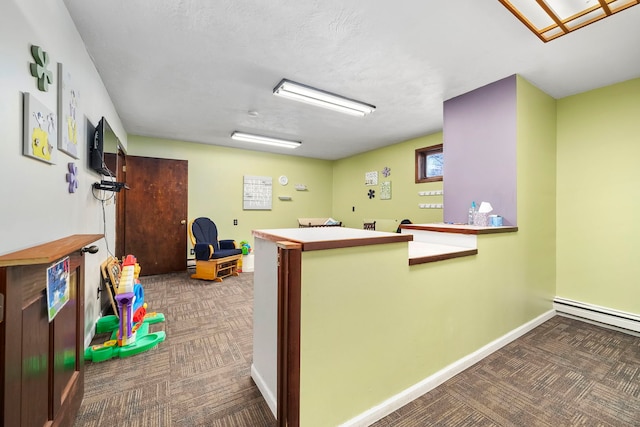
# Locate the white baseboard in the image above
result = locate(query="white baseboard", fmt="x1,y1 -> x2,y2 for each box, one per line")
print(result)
251,363 -> 277,417
84,317 -> 98,349
339,309 -> 556,427
554,297 -> 640,336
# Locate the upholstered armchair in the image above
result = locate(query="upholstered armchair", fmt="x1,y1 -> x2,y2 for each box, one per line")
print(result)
188,217 -> 243,282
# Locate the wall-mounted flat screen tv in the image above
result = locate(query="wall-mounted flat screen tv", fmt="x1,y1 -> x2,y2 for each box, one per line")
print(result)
89,116 -> 117,176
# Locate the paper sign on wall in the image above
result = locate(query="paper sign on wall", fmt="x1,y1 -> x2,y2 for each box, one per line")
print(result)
46,257 -> 70,322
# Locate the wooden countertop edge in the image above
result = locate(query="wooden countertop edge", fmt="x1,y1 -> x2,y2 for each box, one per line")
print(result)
276,241 -> 303,250
401,225 -> 518,235
408,248 -> 478,265
253,229 -> 412,251
0,234 -> 104,267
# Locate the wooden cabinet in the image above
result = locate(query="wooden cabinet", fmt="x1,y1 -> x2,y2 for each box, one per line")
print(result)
0,234 -> 102,427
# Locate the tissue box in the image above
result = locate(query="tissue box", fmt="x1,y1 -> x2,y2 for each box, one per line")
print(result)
473,212 -> 489,227
489,215 -> 503,227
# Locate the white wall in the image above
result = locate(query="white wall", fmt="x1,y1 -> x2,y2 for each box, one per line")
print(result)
251,237 -> 279,416
0,0 -> 125,343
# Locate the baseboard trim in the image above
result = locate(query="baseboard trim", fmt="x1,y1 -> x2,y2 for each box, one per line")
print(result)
554,297 -> 640,335
84,317 -> 98,349
339,309 -> 556,427
251,363 -> 277,417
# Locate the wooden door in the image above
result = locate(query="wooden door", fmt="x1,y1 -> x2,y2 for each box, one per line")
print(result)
124,155 -> 188,276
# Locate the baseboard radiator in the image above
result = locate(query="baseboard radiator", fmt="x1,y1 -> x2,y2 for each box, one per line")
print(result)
554,297 -> 640,334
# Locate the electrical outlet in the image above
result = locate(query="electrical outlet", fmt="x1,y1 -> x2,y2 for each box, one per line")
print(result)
190,248 -> 195,255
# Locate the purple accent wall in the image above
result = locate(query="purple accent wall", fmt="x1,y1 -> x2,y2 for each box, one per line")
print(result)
443,75 -> 517,226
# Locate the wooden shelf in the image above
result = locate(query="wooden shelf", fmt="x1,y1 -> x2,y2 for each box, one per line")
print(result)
401,224 -> 518,235
253,228 -> 412,252
408,241 -> 478,265
0,234 -> 103,267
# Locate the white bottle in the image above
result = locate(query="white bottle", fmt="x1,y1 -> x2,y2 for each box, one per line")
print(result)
468,201 -> 476,225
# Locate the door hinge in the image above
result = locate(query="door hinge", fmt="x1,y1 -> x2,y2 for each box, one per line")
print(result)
0,293 -> 4,323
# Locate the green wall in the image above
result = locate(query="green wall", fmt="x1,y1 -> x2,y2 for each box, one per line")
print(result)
295,77 -> 558,426
515,76 -> 557,312
298,233 -> 554,426
556,78 -> 640,312
127,136 -> 334,250
332,134 -> 445,231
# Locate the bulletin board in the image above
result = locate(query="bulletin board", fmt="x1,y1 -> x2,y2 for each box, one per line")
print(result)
243,175 -> 272,210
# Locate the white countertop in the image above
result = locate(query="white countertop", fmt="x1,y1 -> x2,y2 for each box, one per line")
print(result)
252,227 -> 412,251
407,241 -> 478,265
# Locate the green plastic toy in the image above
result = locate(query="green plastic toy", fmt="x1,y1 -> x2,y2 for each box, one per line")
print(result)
85,312 -> 166,362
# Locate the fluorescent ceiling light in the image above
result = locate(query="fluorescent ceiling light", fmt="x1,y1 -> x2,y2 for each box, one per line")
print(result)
273,79 -> 376,117
498,0 -> 639,42
231,131 -> 301,149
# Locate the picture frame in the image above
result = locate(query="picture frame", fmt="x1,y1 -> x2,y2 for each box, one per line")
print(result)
365,171 -> 378,186
243,175 -> 273,210
380,181 -> 392,200
57,63 -> 81,158
23,92 -> 57,164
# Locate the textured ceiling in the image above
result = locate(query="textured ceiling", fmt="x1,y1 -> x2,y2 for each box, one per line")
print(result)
62,0 -> 640,160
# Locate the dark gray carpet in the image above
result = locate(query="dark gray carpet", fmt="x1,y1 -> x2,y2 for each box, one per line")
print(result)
374,316 -> 640,426
74,271 -> 276,427
75,271 -> 640,426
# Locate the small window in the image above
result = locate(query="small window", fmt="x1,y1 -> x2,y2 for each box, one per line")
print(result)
415,144 -> 443,183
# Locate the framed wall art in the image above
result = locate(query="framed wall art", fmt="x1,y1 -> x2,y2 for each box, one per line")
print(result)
57,63 -> 80,158
23,92 -> 57,164
243,175 -> 273,210
380,181 -> 392,200
365,171 -> 378,186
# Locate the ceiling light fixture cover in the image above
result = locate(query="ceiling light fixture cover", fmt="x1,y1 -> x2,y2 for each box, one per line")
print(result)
498,0 -> 639,42
273,79 -> 376,117
231,131 -> 301,149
